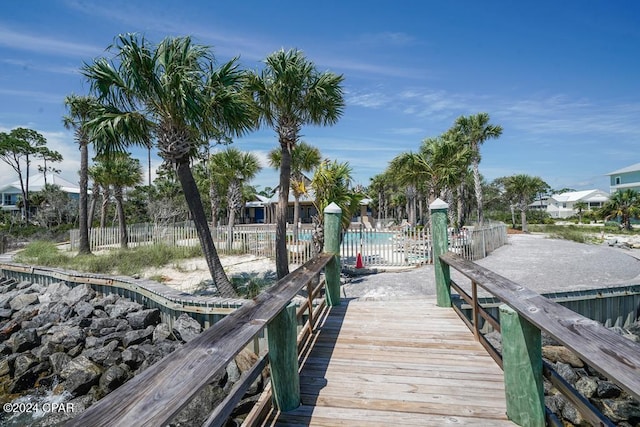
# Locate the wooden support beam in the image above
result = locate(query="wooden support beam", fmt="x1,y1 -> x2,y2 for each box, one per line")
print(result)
429,198 -> 451,307
323,203 -> 342,307
268,303 -> 300,412
500,304 -> 545,427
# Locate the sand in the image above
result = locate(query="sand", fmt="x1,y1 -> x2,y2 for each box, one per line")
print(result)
140,254 -> 278,293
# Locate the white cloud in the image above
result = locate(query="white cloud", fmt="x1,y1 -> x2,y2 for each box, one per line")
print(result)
0,26 -> 102,58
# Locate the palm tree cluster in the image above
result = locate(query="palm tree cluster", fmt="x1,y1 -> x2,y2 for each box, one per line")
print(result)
373,113 -> 502,229
598,189 -> 640,230
64,34 -> 345,295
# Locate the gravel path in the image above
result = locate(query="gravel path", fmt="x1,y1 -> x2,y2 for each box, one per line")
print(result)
342,233 -> 640,300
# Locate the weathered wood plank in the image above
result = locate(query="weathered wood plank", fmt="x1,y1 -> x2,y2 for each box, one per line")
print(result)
68,253 -> 333,427
263,298 -> 514,426
441,252 -> 640,401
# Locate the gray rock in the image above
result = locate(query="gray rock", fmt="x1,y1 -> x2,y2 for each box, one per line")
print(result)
0,308 -> 13,318
597,380 -> 622,398
91,294 -> 118,309
172,314 -> 202,343
83,340 -> 119,365
32,341 -> 62,362
10,361 -> 49,393
39,282 -> 71,304
48,325 -> 85,350
170,381 -> 226,426
152,322 -> 173,342
122,346 -> 145,369
89,317 -> 121,333
11,327 -> 40,352
596,398 -> 640,423
105,301 -> 143,318
122,325 -> 155,347
74,301 -> 94,318
9,293 -> 39,311
99,364 -> 128,394
0,354 -> 17,377
50,352 -> 72,375
60,355 -> 103,396
561,400 -> 584,425
63,284 -> 96,306
14,353 -> 38,378
555,362 -> 578,385
575,376 -> 598,398
126,308 -> 161,330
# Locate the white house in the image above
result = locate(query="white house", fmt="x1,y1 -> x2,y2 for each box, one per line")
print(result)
0,174 -> 81,212
546,189 -> 609,219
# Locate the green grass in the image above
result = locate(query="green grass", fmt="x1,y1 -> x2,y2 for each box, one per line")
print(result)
15,242 -> 204,277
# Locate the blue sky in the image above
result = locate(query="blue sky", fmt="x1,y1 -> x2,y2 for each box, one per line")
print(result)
1,0 -> 639,194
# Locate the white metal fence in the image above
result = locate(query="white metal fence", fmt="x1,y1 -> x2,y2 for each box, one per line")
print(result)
69,221 -> 507,267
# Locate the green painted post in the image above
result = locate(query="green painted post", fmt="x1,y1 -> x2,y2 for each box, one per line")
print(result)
499,304 -> 545,427
323,202 -> 342,307
268,303 -> 300,411
429,198 -> 451,307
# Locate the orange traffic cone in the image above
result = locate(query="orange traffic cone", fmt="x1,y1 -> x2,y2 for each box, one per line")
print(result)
356,252 -> 364,269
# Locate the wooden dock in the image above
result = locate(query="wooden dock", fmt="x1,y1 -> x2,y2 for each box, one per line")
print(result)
260,297 -> 515,426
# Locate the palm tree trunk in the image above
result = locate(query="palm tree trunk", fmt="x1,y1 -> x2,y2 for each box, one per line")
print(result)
210,182 -> 219,228
520,209 -> 528,233
100,187 -> 110,229
472,157 -> 484,225
275,142 -> 292,279
457,183 -> 464,228
175,160 -> 236,297
88,184 -> 99,228
114,187 -> 128,249
227,208 -> 236,251
78,141 -> 91,254
293,195 -> 300,242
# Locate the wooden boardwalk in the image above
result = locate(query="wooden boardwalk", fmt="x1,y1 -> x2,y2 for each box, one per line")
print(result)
260,298 -> 515,426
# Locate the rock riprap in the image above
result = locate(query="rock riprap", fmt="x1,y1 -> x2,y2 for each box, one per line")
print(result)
0,277 -> 262,426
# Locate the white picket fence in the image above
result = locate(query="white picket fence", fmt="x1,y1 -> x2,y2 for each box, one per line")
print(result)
69,222 -> 507,267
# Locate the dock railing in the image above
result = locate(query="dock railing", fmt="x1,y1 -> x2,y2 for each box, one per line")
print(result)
65,204 -> 344,427
430,199 -> 640,427
66,252 -> 333,426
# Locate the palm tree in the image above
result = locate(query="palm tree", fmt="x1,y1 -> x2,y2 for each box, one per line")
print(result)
88,161 -> 112,229
422,135 -> 472,227
268,141 -> 322,241
496,174 -> 548,232
453,113 -> 503,225
63,95 -> 101,255
574,201 -> 587,223
368,174 -> 387,227
210,148 -> 261,249
387,153 -> 422,227
307,159 -> 362,253
249,48 -> 345,279
598,189 -> 640,230
93,153 -> 143,248
82,34 -> 256,297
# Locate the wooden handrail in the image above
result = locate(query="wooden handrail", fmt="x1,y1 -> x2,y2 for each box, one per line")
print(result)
440,252 -> 640,402
67,253 -> 333,427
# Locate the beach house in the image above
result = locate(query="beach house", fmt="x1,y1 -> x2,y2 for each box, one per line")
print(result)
0,174 -> 81,213
606,162 -> 640,194
545,189 -> 609,219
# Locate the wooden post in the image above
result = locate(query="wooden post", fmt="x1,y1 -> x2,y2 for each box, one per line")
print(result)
323,202 -> 342,307
429,198 -> 451,307
268,303 -> 300,412
499,304 -> 545,427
